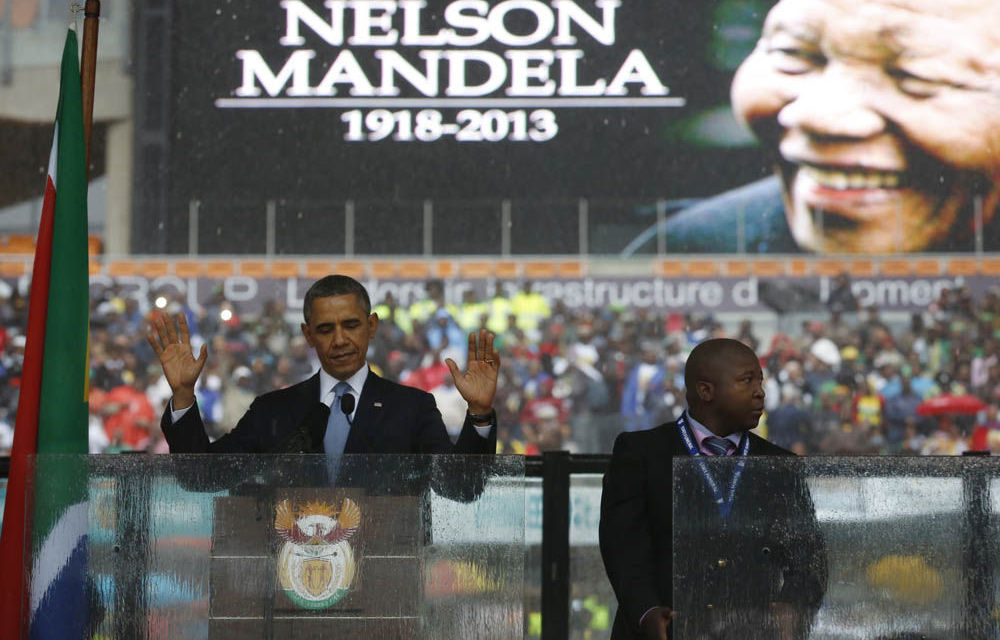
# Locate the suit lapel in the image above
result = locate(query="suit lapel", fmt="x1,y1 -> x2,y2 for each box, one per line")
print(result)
300,372 -> 321,402
344,369 -> 384,453
288,373 -> 320,440
666,420 -> 691,456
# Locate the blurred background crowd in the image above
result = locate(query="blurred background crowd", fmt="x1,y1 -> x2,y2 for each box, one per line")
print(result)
0,276 -> 997,458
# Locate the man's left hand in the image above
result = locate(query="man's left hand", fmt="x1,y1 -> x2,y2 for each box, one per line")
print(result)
446,329 -> 500,415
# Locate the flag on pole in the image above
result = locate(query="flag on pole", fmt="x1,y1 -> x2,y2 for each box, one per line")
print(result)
0,26 -> 91,640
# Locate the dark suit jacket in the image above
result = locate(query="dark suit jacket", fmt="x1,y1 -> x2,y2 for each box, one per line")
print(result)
599,419 -> 827,639
162,370 -> 495,455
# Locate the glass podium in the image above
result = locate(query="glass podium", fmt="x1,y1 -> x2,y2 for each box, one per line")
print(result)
674,456 -> 1000,640
22,454 -> 524,640
20,454 -> 1000,639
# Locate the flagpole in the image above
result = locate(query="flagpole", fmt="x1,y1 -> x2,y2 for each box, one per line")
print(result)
80,0 -> 101,174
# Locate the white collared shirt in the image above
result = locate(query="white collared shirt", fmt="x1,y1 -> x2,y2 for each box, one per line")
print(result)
685,411 -> 742,456
320,365 -> 367,421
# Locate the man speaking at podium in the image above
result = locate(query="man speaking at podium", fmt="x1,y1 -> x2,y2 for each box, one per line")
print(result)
147,275 -> 498,456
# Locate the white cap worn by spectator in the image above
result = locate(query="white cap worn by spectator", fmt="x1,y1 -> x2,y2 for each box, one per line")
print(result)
232,366 -> 252,382
810,338 -> 841,368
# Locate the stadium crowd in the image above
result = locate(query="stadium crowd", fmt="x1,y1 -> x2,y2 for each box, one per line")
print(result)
0,277 -> 997,457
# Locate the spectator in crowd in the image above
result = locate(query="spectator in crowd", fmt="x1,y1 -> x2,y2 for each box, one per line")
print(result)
768,387 -> 812,454
900,418 -> 928,455
485,282 -> 513,335
884,378 -> 925,450
620,342 -> 667,433
221,366 -> 256,430
0,410 -> 12,456
905,356 -> 936,400
373,291 -> 412,338
403,351 -> 453,393
425,307 -> 467,368
921,416 -> 970,456
409,279 -> 451,325
970,405 -> 1000,453
511,282 -> 551,339
457,289 -> 487,333
97,372 -> 156,451
871,353 -> 903,398
522,403 -> 576,455
851,377 -> 885,432
431,375 -> 469,440
826,272 -> 859,315
972,338 -> 999,394
520,355 -> 553,404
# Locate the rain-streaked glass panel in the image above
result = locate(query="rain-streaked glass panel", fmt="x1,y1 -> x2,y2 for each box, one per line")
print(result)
674,456 -> 999,640
568,473 -> 614,640
524,476 -> 543,638
24,454 -> 523,640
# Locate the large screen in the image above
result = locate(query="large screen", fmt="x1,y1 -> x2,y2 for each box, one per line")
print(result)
134,0 -> 1000,255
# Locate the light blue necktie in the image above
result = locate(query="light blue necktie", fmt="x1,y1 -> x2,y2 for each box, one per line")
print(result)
323,381 -> 353,455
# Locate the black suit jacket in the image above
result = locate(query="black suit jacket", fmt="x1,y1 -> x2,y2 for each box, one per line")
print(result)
162,370 -> 495,455
599,419 -> 826,639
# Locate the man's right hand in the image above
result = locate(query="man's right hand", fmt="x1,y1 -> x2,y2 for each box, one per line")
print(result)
146,312 -> 207,411
640,606 -> 675,640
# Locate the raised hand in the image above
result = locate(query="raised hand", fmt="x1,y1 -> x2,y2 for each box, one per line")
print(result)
446,329 -> 500,416
146,312 -> 207,410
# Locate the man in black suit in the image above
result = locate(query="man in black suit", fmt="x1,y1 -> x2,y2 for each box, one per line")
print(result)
147,275 -> 498,455
599,338 -> 826,639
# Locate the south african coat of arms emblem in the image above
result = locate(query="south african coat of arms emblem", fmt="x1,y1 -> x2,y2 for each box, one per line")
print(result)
274,497 -> 361,609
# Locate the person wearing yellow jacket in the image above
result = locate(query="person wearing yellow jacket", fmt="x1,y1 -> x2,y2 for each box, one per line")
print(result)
485,282 -> 513,336
511,281 -> 551,335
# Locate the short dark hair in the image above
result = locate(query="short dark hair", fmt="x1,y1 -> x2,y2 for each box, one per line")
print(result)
684,338 -> 757,406
425,279 -> 444,294
303,275 -> 371,323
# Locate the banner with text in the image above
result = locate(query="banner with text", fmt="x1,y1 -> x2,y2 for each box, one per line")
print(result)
70,273 -> 995,316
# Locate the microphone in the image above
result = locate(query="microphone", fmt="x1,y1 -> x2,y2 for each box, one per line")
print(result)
272,401 -> 330,453
340,393 -> 355,426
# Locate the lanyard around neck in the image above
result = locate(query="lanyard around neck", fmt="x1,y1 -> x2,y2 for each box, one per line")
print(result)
676,413 -> 749,521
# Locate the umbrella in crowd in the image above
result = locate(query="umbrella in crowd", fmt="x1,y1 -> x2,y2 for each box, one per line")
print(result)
915,394 -> 988,417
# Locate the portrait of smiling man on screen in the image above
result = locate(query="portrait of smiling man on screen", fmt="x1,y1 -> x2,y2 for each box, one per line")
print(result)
662,0 -> 1000,254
